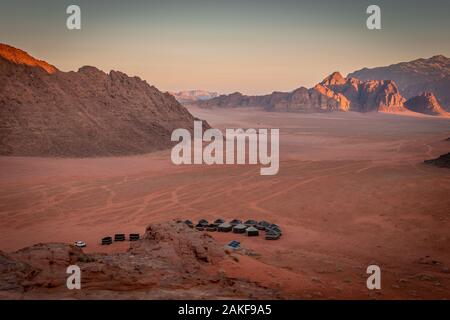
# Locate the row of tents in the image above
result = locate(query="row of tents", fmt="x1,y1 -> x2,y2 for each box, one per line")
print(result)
183,219 -> 282,240
101,233 -> 140,245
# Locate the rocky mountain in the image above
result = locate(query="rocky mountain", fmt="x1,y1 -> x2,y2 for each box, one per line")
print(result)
196,72 -> 407,113
405,92 -> 449,116
170,90 -> 219,103
348,55 -> 450,110
0,43 -> 200,157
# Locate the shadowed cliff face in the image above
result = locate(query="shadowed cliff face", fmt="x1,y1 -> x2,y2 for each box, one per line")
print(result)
405,92 -> 449,116
195,72 -> 407,113
0,44 -> 201,157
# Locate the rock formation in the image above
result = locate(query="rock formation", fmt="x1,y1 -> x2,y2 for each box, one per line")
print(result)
0,43 -> 202,157
318,73 -> 406,112
405,92 -> 449,116
348,55 -> 450,110
424,153 -> 450,168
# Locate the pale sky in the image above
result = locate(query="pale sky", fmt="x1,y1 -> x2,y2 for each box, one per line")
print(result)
1,0 -> 449,94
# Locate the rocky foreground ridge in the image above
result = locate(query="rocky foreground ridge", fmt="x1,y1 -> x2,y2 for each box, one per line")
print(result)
0,221 -> 280,299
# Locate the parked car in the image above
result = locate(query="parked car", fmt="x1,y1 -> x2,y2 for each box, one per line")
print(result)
74,240 -> 86,248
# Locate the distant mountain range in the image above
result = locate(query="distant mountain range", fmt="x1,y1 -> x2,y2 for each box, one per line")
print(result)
0,43 -> 199,157
193,55 -> 450,117
348,55 -> 450,111
169,90 -> 219,103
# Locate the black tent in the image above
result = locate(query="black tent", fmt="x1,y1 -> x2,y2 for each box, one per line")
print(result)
265,230 -> 281,240
213,219 -> 225,227
184,220 -> 194,228
114,234 -> 125,241
244,219 -> 258,227
268,224 -> 282,235
233,224 -> 247,234
129,233 -> 140,241
246,226 -> 259,237
256,220 -> 270,230
195,223 -> 205,231
229,219 -> 242,226
218,222 -> 233,232
101,236 -> 112,245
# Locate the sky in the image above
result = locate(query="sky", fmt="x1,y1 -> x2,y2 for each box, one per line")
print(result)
1,0 -> 449,95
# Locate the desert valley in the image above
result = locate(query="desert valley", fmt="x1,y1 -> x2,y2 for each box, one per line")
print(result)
0,44 -> 450,300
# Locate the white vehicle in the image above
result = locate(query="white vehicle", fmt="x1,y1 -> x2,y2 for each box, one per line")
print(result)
74,240 -> 86,248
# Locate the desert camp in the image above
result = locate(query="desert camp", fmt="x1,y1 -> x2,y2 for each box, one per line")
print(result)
185,218 -> 282,240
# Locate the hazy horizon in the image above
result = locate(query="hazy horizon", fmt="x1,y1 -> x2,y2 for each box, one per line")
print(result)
1,0 -> 449,95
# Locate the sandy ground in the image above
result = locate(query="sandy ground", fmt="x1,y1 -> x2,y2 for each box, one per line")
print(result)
1,107 -> 450,299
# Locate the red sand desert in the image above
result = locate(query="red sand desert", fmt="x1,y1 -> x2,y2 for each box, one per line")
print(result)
0,107 -> 449,299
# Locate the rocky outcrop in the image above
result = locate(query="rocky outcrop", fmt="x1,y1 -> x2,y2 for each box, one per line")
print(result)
349,55 -> 450,110
0,43 -> 201,157
321,71 -> 347,86
0,221 -> 278,299
405,92 -> 449,116
196,72 -> 406,113
320,74 -> 406,112
0,251 -> 39,291
424,153 -> 450,168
